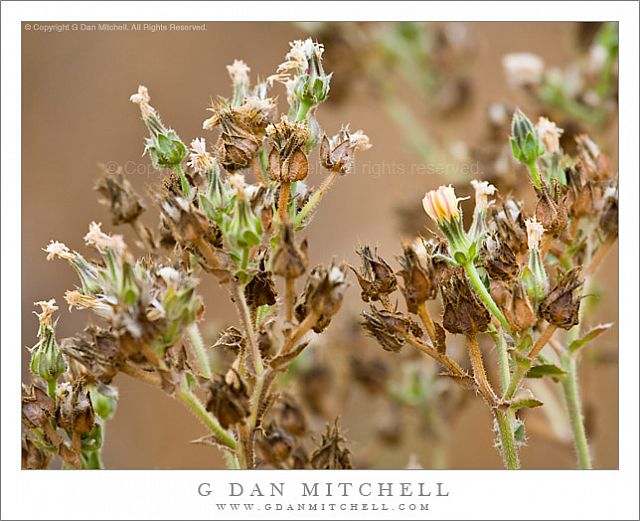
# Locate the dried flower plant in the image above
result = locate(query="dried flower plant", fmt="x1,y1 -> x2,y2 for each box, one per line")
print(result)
22,38 -> 370,469
353,109 -> 617,469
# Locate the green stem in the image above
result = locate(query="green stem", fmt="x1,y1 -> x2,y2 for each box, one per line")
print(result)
561,353 -> 592,469
494,408 -> 520,469
494,329 -> 511,395
294,171 -> 337,228
186,323 -> 212,380
295,100 -> 312,122
527,160 -> 542,190
47,379 -> 57,401
231,282 -> 263,375
464,262 -> 511,332
175,386 -> 237,451
174,164 -> 191,198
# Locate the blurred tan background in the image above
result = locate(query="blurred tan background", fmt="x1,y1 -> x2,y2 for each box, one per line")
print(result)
22,22 -> 618,469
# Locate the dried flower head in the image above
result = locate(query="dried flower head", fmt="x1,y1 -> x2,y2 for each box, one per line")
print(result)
525,217 -> 545,250
539,267 -> 584,330
295,262 -> 349,333
266,115 -> 310,183
397,239 -> 439,312
482,235 -> 519,282
206,372 -> 250,429
187,137 -> 216,175
599,183 -> 618,238
361,307 -> 422,353
95,169 -> 146,226
470,179 -> 497,212
535,183 -> 568,235
272,223 -> 309,279
440,269 -> 490,336
320,125 -> 372,175
350,245 -> 397,303
536,117 -> 564,154
129,85 -> 154,118
310,420 -> 352,470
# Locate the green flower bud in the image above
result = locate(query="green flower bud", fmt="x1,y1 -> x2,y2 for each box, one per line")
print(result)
30,301 -> 66,392
145,129 -> 187,170
89,384 -> 118,421
510,108 -> 544,166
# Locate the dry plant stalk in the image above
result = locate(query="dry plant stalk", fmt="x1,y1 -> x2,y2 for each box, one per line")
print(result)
22,38 -> 369,470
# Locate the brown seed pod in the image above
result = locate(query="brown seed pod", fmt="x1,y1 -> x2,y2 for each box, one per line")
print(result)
440,268 -> 490,336
361,307 -> 423,353
256,422 -> 295,468
535,182 -> 568,236
60,326 -> 124,384
506,282 -> 537,332
350,245 -> 397,303
205,371 -> 250,429
482,235 -> 520,282
539,267 -> 584,330
95,168 -> 146,225
310,419 -> 352,470
295,262 -> 349,333
397,240 -> 439,312
319,125 -> 371,175
266,115 -> 310,183
56,381 -> 96,436
272,223 -> 308,279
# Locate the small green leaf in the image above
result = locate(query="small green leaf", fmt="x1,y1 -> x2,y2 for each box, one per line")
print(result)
568,323 -> 614,352
526,363 -> 567,379
510,397 -> 544,412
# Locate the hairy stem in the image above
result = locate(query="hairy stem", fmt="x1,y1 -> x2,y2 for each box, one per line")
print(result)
186,323 -> 212,380
494,329 -> 510,396
278,182 -> 291,223
466,335 -> 498,406
284,277 -> 296,323
294,171 -> 338,228
561,353 -> 592,469
529,323 -> 557,360
174,164 -> 191,199
494,408 -> 521,469
175,386 -> 237,451
230,281 -> 263,375
417,302 -> 436,343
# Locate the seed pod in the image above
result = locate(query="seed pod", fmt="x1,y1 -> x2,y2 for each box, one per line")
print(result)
205,372 -> 250,429
256,422 -> 294,468
397,240 -> 438,312
244,254 -> 277,309
213,326 -> 245,353
22,384 -> 56,432
272,224 -> 308,279
310,420 -> 352,470
565,165 -> 598,219
487,197 -> 529,255
350,245 -> 397,303
575,134 -> 611,181
539,267 -> 584,330
361,307 -> 423,353
95,169 -> 146,225
295,262 -> 349,333
505,282 -> 537,332
22,435 -> 52,470
266,115 -> 310,183
204,101 -> 262,173
56,381 -> 96,436
319,126 -> 371,175
535,182 -> 568,235
60,326 -> 124,384
482,235 -> 519,282
440,268 -> 490,336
